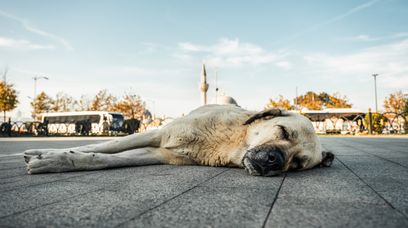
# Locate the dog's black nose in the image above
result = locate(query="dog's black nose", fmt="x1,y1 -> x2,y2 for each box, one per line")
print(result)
244,147 -> 285,176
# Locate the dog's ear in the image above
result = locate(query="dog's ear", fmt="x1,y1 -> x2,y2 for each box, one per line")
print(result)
319,151 -> 335,167
243,108 -> 288,125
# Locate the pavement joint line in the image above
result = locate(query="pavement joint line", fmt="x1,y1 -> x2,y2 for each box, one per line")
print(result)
342,139 -> 408,154
114,169 -> 229,228
1,172 -> 96,193
0,166 -> 162,218
0,166 -> 24,171
196,185 -> 278,190
333,139 -> 408,169
335,157 -> 408,219
261,174 -> 286,228
0,187 -> 107,220
0,153 -> 23,158
0,173 -> 26,180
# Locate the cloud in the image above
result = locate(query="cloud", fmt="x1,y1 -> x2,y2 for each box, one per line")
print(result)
0,10 -> 72,50
303,39 -> 408,89
342,32 -> 408,42
178,38 -> 285,68
0,36 -> 54,50
178,42 -> 205,52
275,61 -> 292,70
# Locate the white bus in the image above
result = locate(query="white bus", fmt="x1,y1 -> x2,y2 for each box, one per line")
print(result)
41,111 -> 124,135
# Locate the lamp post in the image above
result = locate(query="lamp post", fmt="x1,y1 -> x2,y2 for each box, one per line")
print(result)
33,76 -> 49,99
372,74 -> 379,113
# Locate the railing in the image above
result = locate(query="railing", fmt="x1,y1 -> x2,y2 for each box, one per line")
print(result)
309,111 -> 407,135
1,111 -> 407,137
0,120 -> 139,137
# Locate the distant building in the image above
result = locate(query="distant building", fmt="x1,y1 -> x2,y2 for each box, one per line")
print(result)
200,64 -> 209,105
199,64 -> 238,106
293,108 -> 366,134
214,95 -> 239,106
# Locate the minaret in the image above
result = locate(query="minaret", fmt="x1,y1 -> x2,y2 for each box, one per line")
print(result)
200,64 -> 209,105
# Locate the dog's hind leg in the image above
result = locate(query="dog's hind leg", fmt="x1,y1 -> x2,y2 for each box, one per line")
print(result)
25,147 -> 165,174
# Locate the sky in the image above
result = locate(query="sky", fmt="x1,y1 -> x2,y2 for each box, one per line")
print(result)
0,0 -> 407,118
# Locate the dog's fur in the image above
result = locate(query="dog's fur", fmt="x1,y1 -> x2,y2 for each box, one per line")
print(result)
24,105 -> 334,176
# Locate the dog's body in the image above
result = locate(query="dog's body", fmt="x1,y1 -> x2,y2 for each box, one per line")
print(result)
24,105 -> 334,176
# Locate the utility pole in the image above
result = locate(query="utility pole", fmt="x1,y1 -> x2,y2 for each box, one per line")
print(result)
372,74 -> 379,113
215,68 -> 219,104
2,66 -> 8,83
33,76 -> 49,99
295,86 -> 298,109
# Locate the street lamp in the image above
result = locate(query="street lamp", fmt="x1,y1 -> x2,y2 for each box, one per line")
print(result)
33,76 -> 49,99
372,74 -> 379,113
146,99 -> 156,119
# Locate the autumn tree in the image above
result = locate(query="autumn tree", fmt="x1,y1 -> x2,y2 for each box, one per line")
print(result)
75,95 -> 92,111
295,91 -> 352,110
90,89 -> 116,111
51,92 -> 75,112
384,91 -> 406,114
266,95 -> 293,110
31,91 -> 52,120
0,81 -> 19,121
323,92 -> 352,109
296,91 -> 322,110
112,94 -> 146,119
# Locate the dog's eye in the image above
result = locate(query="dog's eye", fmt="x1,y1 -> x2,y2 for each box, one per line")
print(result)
277,125 -> 290,140
291,157 -> 304,170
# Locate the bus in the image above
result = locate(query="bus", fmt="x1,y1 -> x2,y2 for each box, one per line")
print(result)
41,111 -> 124,135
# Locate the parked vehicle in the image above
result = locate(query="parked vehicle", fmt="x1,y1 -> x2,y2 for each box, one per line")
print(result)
41,111 -> 124,135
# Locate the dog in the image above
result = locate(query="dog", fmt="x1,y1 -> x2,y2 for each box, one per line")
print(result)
24,105 -> 334,176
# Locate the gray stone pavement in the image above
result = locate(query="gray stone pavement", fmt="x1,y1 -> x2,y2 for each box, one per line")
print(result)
0,136 -> 407,227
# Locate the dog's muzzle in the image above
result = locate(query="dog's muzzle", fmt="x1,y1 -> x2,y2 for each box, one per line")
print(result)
242,145 -> 285,176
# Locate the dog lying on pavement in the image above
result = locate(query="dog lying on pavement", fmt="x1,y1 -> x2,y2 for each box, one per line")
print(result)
24,105 -> 334,176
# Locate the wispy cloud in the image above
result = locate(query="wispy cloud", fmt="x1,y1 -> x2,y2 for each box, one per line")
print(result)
313,0 -> 380,30
0,10 -> 72,50
342,32 -> 408,42
303,38 -> 408,89
178,38 -> 289,68
274,0 -> 381,46
0,36 -> 54,50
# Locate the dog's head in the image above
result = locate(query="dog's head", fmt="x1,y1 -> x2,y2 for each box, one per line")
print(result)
242,109 -> 334,176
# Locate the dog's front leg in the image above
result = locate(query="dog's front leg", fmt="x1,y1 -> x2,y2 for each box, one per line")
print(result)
24,147 -> 164,174
24,129 -> 162,157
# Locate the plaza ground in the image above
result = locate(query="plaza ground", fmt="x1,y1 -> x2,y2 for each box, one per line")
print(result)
0,136 -> 407,227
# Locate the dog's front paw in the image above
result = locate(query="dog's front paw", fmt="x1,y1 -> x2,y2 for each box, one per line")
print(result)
24,149 -> 73,174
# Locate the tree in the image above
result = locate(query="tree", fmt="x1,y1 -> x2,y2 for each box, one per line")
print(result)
112,94 -> 146,119
31,91 -> 52,120
0,81 -> 19,121
384,91 -> 405,114
296,91 -> 322,110
90,89 -> 116,111
325,92 -> 352,109
295,91 -> 352,110
365,113 -> 387,134
266,95 -> 293,110
75,95 -> 92,111
51,92 -> 75,112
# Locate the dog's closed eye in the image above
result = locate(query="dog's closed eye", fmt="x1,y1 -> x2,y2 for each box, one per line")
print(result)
291,156 -> 303,170
277,125 -> 290,140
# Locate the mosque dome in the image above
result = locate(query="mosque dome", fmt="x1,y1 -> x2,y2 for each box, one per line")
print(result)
216,95 -> 239,106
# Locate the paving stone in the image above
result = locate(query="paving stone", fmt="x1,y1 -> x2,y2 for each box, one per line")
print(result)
0,137 -> 407,227
125,186 -> 280,228
266,156 -> 408,227
337,155 -> 408,217
0,166 -> 225,227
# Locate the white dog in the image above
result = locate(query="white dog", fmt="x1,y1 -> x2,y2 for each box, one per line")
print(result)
24,105 -> 334,176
